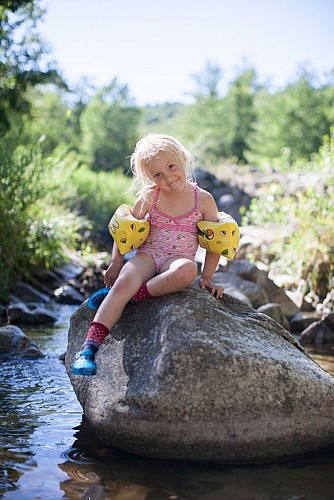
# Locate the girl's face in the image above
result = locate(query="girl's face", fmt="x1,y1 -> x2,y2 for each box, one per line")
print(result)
145,154 -> 187,192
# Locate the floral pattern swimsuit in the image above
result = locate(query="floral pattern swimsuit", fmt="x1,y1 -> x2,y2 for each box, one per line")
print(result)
137,185 -> 203,273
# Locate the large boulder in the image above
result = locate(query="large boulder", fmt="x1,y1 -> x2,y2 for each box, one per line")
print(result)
65,287 -> 334,463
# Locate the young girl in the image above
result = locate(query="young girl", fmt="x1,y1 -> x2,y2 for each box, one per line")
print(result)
71,133 -> 224,376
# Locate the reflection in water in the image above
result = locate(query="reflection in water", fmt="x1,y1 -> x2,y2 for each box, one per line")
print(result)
0,355 -> 82,497
58,416 -> 334,500
0,361 -> 41,494
0,303 -> 334,499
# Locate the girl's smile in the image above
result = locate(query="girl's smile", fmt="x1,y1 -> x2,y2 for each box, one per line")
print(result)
146,156 -> 186,191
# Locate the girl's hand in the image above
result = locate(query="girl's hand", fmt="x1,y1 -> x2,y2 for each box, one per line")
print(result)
104,262 -> 122,288
199,276 -> 224,299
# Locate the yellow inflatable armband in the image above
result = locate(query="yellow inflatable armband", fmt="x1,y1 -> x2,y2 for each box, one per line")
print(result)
108,204 -> 150,255
197,212 -> 240,260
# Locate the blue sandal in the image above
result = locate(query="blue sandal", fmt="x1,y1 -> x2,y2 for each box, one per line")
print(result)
87,287 -> 111,310
71,348 -> 97,376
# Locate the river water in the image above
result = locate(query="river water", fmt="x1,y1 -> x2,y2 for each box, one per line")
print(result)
1,304 -> 334,500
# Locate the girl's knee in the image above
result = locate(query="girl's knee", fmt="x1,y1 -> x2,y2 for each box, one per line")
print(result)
178,261 -> 198,285
113,274 -> 140,297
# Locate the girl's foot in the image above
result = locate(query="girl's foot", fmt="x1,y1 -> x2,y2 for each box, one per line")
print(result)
87,287 -> 111,310
71,347 -> 97,376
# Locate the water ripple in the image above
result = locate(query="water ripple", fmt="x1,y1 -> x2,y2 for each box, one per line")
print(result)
60,447 -> 95,465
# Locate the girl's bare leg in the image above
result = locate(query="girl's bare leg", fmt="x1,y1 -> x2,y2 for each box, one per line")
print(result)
71,255 -> 196,376
94,252 -> 156,330
147,257 -> 198,297
71,253 -> 156,376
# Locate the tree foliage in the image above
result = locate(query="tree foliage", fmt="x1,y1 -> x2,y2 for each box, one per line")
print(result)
224,68 -> 257,163
190,60 -> 223,100
243,130 -> 334,297
172,62 -> 258,165
21,88 -> 81,153
80,78 -> 141,171
0,0 -> 64,136
247,67 -> 334,164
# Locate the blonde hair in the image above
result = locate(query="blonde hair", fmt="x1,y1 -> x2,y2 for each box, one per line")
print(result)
130,133 -> 195,197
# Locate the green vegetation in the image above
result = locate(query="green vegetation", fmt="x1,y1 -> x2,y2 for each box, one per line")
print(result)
0,1 -> 333,303
243,131 -> 334,298
0,136 -> 84,302
71,166 -> 134,237
0,0 -> 65,137
80,79 -> 141,172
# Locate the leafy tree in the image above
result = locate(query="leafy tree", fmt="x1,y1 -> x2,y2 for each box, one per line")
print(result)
320,69 -> 334,129
223,68 -> 257,163
139,102 -> 184,137
190,60 -> 223,100
180,98 -> 227,164
80,78 -> 141,172
180,63 -> 258,165
176,61 -> 226,164
20,87 -> 88,153
247,67 -> 333,164
0,0 -> 64,136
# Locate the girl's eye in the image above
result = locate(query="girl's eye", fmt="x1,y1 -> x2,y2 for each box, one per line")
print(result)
168,164 -> 175,170
153,172 -> 161,179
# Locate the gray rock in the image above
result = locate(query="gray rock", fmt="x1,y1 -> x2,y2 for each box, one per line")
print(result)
53,262 -> 85,281
257,302 -> 290,331
217,192 -> 251,225
195,168 -> 251,224
289,312 -> 320,333
0,325 -> 44,359
11,281 -> 50,304
65,287 -> 334,463
0,305 -> 6,322
7,303 -> 58,326
300,319 -> 334,348
324,312 -> 334,330
225,260 -> 300,318
54,284 -> 85,305
214,271 -> 269,308
193,274 -> 252,306
236,225 -> 282,261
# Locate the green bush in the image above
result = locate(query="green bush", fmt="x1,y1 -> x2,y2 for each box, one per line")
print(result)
243,131 -> 334,298
0,137 -> 85,303
71,166 -> 134,243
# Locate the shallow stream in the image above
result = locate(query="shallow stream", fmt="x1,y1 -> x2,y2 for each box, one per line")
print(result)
1,304 -> 334,499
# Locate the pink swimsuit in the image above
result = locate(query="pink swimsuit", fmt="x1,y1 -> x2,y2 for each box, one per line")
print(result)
137,186 -> 203,272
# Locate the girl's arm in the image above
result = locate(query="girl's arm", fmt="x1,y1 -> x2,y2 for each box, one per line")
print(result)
131,191 -> 152,219
104,243 -> 124,287
198,189 -> 224,298
104,193 -> 151,287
